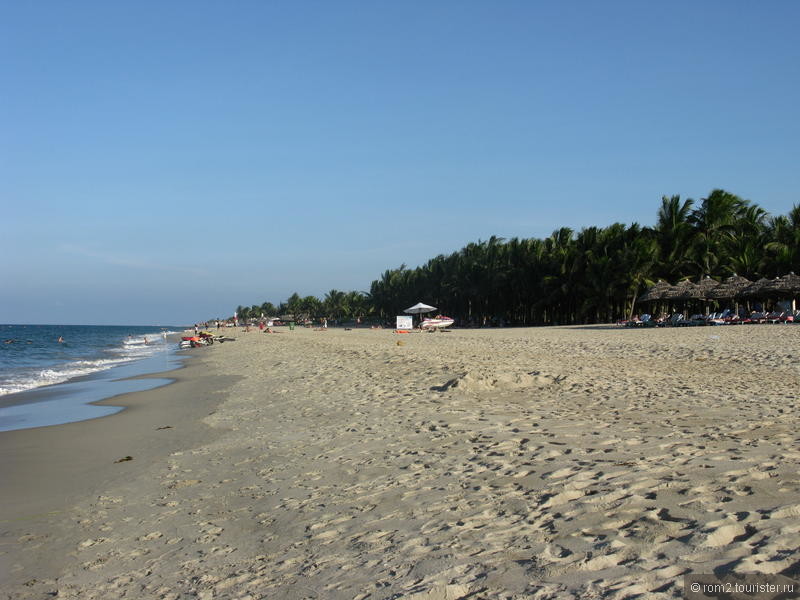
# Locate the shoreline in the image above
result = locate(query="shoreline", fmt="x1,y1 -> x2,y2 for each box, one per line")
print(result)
0,346 -> 239,590
0,333 -> 187,432
2,325 -> 799,598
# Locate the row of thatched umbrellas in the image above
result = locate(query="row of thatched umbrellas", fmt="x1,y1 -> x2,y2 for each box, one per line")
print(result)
639,273 -> 800,302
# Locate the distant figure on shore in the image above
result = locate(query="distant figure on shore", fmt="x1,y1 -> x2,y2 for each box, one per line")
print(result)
57,336 -> 64,343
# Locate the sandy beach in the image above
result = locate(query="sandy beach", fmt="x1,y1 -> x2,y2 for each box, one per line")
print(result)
2,324 -> 799,599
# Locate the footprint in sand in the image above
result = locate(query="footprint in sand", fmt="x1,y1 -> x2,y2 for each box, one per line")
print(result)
768,503 -> 800,520
404,584 -> 471,600
541,488 -> 584,508
703,523 -> 755,547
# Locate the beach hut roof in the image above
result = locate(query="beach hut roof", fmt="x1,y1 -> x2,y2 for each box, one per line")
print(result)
639,280 -> 672,302
696,276 -> 720,299
739,277 -> 772,298
764,272 -> 800,295
707,274 -> 752,299
665,279 -> 701,300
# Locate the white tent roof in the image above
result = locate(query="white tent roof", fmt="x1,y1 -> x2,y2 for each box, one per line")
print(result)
404,302 -> 437,314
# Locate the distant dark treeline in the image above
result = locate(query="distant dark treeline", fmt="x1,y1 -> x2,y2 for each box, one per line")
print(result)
235,190 -> 799,325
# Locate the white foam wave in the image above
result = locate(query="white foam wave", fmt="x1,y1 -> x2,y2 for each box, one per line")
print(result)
0,359 -> 129,396
0,337 -> 174,396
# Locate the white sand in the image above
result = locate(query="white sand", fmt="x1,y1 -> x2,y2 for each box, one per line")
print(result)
3,324 -> 800,599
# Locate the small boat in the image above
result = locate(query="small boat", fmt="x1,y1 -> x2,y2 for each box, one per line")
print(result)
420,315 -> 455,330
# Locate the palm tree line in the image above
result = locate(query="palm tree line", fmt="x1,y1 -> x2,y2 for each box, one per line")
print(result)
234,189 -> 799,326
234,290 -> 371,324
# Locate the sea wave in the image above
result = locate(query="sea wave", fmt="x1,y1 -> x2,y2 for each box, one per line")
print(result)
0,331 -> 178,396
0,359 -> 130,396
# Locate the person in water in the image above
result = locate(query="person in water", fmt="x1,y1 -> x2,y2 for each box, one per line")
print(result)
57,336 -> 64,343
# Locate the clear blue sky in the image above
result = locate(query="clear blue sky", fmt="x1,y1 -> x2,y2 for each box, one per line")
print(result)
2,1 -> 799,325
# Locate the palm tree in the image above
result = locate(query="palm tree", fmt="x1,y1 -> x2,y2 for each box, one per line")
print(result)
286,293 -> 302,318
542,227 -> 576,324
688,189 -> 747,278
620,225 -> 659,319
300,296 -> 321,319
324,290 -> 346,319
655,195 -> 694,280
765,205 -> 800,275
344,291 -> 368,319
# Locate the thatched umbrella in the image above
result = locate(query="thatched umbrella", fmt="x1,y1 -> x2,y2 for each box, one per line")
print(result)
662,280 -> 703,316
739,277 -> 772,299
763,272 -> 800,294
696,276 -> 720,299
665,279 -> 701,301
693,276 -> 720,314
763,272 -> 800,311
707,274 -> 752,300
662,280 -> 699,313
762,277 -> 784,295
783,272 -> 800,293
638,280 -> 673,302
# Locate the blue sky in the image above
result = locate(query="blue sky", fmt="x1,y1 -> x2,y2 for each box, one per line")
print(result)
2,1 -> 799,325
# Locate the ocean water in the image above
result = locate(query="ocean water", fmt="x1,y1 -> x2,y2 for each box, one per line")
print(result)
0,324 -> 185,432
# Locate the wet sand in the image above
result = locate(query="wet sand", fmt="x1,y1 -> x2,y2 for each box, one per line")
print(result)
2,324 -> 799,599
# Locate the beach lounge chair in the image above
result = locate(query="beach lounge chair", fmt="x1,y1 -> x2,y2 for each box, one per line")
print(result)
621,315 -> 642,327
707,312 -> 726,325
623,314 -> 649,327
658,313 -> 684,327
690,314 -> 710,326
653,313 -> 670,326
766,311 -> 784,324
